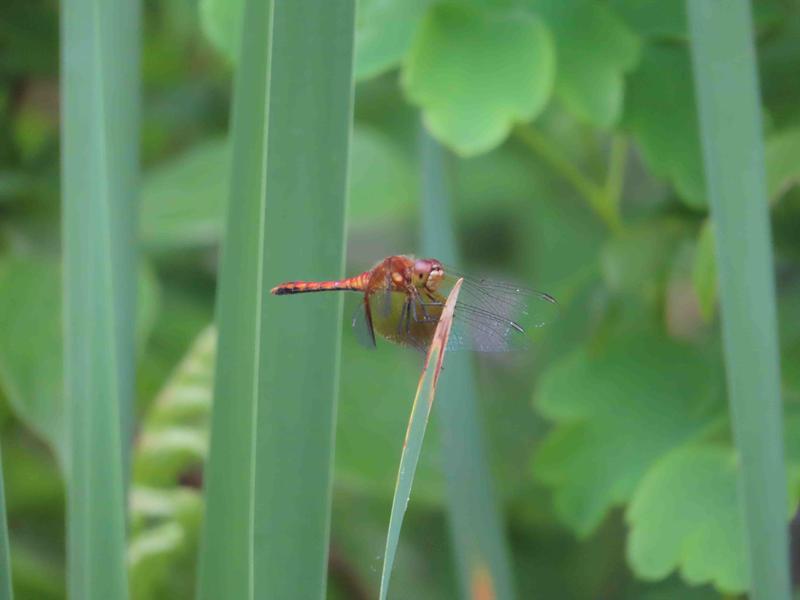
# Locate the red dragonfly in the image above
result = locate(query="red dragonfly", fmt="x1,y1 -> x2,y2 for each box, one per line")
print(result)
271,255 -> 556,352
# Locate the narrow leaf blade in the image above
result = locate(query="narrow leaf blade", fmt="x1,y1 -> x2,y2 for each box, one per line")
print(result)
688,3 -> 790,599
61,0 -> 139,596
379,278 -> 463,600
420,130 -> 516,600
0,447 -> 12,600
195,0 -> 272,594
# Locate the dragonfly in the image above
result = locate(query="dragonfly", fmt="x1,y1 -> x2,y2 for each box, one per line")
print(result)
270,255 -> 556,353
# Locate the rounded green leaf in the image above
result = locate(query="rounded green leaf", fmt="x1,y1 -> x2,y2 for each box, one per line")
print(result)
692,219 -> 717,321
609,0 -> 687,41
200,0 -> 429,79
601,220 -> 688,295
0,257 -> 159,472
624,44 -> 706,209
533,332 -> 723,536
626,445 -> 747,593
355,0 -> 429,80
141,138 -> 229,250
766,127 -> 800,201
348,126 -> 417,226
199,0 -> 244,63
534,0 -> 641,128
141,127 -> 418,250
0,258 -> 62,459
403,3 -> 555,156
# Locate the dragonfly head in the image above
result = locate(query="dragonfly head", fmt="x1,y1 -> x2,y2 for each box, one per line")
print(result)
413,258 -> 445,292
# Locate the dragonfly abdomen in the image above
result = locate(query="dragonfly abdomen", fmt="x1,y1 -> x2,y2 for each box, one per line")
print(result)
270,273 -> 368,295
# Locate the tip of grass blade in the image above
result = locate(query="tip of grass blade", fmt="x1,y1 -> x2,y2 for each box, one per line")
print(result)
379,278 -> 463,600
431,277 -> 462,389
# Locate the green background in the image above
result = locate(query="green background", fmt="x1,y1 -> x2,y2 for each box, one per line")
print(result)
1,0 -> 800,598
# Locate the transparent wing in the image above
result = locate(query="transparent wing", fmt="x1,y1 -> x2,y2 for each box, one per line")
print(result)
439,270 -> 558,353
351,300 -> 377,349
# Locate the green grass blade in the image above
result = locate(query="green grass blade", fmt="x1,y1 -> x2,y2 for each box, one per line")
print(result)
687,4 -> 790,599
379,279 -> 464,600
197,1 -> 355,598
0,447 -> 12,600
194,3 -> 272,593
420,130 -> 516,599
61,0 -> 139,596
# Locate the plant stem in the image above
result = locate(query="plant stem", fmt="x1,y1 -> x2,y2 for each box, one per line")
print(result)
0,446 -> 11,600
420,128 -> 516,600
515,124 -> 623,234
605,135 -> 627,212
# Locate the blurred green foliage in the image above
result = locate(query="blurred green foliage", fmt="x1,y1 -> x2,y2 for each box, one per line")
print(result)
0,0 -> 799,598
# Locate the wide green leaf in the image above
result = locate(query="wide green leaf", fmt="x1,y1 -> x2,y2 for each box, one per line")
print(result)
140,138 -> 228,250
533,332 -> 722,536
766,127 -> 800,201
626,445 -> 748,593
61,0 -> 140,594
624,44 -> 705,209
355,0 -> 429,80
348,125 -> 417,227
403,2 -> 554,156
627,432 -> 800,594
691,220 -> 717,322
139,127 -> 412,250
198,0 -> 243,63
601,221 -> 688,297
200,0 -> 426,81
533,0 -> 640,128
0,257 -> 158,472
197,1 -> 355,598
0,258 -> 64,463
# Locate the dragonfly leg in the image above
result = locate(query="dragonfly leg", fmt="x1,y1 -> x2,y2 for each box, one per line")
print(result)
397,299 -> 409,337
416,296 -> 444,324
407,294 -> 435,324
363,294 -> 376,348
